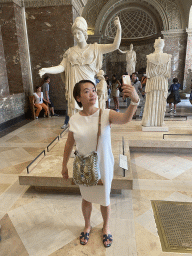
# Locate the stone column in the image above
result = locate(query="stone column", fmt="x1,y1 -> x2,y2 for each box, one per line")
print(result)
183,29 -> 192,92
0,25 -> 9,97
0,1 -> 24,94
0,1 -> 32,124
24,0 -> 85,112
162,29 -> 187,88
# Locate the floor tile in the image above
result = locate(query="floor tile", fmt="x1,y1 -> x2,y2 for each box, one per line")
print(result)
0,213 -> 29,256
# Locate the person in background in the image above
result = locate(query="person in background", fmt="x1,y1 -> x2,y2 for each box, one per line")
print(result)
104,75 -> 111,109
111,74 -> 121,112
139,73 -> 147,117
33,86 -> 49,119
131,73 -> 142,118
167,77 -> 181,114
189,79 -> 192,104
42,76 -> 59,117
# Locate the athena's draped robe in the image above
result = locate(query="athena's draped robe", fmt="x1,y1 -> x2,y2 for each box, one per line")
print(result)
60,43 -> 102,117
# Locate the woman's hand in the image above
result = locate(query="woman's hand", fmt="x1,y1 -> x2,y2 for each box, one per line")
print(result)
122,84 -> 139,103
62,165 -> 69,180
39,68 -> 47,78
114,16 -> 121,30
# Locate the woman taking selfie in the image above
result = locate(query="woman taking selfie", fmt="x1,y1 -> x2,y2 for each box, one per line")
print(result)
61,79 -> 139,248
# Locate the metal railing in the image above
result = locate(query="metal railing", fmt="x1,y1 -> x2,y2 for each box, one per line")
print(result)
26,125 -> 68,173
47,136 -> 59,152
27,150 -> 45,173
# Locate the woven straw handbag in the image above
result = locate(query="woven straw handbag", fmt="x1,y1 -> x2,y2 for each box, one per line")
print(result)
73,109 -> 103,186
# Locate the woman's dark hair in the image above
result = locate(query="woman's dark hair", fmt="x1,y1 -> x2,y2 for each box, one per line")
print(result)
173,78 -> 178,83
44,76 -> 50,82
35,85 -> 41,92
73,80 -> 96,108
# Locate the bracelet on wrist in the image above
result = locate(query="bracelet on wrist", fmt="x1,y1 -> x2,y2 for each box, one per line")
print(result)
130,98 -> 140,106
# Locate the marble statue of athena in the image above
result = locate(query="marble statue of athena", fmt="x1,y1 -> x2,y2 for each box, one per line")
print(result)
39,16 -> 122,117
142,37 -> 172,127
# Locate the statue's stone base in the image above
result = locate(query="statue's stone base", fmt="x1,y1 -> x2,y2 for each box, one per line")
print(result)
142,126 -> 169,132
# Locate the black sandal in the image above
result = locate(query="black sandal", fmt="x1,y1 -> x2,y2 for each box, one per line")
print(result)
103,234 -> 113,248
80,231 -> 90,245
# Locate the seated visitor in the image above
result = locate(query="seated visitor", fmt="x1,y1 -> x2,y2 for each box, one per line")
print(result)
33,86 -> 49,119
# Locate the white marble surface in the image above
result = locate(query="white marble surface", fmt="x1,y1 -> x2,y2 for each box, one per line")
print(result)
0,180 -> 29,212
131,152 -> 192,179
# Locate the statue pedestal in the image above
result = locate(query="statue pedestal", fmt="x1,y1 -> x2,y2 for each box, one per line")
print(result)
142,126 -> 169,132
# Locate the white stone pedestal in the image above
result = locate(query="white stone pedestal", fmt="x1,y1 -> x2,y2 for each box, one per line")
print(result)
142,126 -> 169,132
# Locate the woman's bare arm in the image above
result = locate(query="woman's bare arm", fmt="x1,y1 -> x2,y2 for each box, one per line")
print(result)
62,131 -> 75,180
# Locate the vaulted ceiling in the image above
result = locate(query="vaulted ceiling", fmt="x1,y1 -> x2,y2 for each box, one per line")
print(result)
82,0 -> 192,40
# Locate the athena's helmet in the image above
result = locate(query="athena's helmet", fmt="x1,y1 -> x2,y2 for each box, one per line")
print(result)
71,17 -> 88,40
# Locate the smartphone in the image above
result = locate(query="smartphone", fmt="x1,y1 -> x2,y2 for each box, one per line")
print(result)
122,75 -> 131,85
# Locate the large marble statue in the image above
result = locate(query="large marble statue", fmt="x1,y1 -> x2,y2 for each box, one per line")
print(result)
118,44 -> 136,75
96,70 -> 108,110
39,16 -> 121,117
142,37 -> 172,127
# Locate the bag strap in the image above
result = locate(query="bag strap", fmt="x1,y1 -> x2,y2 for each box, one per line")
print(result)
96,109 -> 102,151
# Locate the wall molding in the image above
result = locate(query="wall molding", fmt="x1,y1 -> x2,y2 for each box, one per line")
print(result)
162,29 -> 186,37
0,0 -> 22,7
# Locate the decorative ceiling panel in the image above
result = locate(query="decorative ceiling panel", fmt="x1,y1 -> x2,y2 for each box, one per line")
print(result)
105,8 -> 157,39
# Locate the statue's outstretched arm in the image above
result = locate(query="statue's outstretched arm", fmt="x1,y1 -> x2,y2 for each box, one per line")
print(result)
98,17 -> 122,54
118,49 -> 127,54
39,64 -> 65,78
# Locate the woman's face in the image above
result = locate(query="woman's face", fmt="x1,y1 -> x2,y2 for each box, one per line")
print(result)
77,82 -> 97,106
73,29 -> 86,44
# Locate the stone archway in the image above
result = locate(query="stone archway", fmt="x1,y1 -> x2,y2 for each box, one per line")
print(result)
82,0 -> 185,36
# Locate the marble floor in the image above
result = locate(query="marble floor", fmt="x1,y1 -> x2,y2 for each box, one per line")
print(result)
0,100 -> 192,256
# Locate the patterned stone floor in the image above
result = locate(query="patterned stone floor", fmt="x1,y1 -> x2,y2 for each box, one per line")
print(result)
0,99 -> 192,256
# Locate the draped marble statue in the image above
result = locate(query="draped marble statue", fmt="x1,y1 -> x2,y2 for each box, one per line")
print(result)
119,44 -> 136,75
142,37 -> 172,127
96,70 -> 108,110
39,16 -> 122,117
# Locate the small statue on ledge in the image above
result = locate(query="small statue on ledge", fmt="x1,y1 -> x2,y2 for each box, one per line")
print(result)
118,44 -> 136,75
